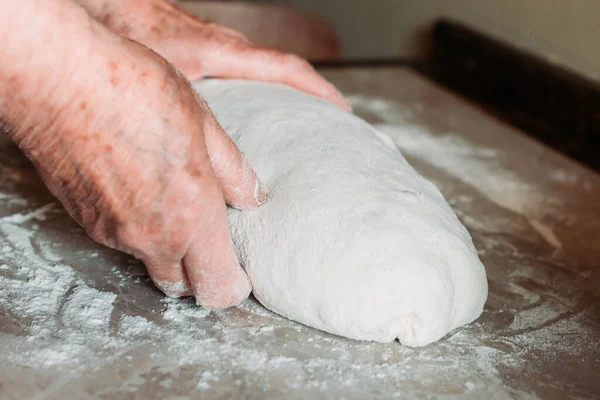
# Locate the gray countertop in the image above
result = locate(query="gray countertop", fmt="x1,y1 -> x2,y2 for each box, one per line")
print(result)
1,67 -> 598,399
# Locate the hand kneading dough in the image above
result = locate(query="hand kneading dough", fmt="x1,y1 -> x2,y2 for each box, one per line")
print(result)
193,80 -> 488,347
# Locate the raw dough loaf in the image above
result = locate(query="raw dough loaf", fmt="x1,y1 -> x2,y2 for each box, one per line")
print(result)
194,80 -> 488,347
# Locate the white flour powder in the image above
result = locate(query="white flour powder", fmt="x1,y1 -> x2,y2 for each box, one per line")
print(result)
0,89 -> 597,398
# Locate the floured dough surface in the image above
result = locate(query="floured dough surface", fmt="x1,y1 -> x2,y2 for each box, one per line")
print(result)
194,80 -> 488,347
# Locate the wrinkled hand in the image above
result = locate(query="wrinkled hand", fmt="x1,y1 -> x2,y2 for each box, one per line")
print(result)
78,0 -> 351,110
4,13 -> 265,308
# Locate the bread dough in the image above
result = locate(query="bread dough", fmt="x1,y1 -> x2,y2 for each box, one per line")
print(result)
193,80 -> 488,347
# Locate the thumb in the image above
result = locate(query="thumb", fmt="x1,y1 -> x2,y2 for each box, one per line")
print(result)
204,118 -> 268,210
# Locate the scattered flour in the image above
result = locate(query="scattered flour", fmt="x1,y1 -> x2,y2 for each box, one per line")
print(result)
0,203 -> 56,224
61,285 -> 116,332
378,124 -> 549,217
350,98 -> 575,255
119,315 -> 155,337
0,92 -> 597,399
162,297 -> 210,323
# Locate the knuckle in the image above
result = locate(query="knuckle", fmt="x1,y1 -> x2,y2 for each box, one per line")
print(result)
114,222 -> 138,250
114,211 -> 193,262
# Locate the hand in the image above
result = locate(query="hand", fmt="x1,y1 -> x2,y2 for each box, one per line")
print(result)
2,2 -> 264,309
78,0 -> 351,110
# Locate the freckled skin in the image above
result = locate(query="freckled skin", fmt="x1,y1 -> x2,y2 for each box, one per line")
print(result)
77,0 -> 350,110
0,0 -> 271,309
2,0 -> 350,309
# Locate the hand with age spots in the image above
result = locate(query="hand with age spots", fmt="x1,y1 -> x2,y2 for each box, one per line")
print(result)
0,0 -> 268,309
77,0 -> 351,110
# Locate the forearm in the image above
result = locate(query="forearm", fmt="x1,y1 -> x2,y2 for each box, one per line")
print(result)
0,0 -> 96,142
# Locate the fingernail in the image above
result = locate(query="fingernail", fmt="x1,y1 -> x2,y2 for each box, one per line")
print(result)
322,84 -> 352,112
254,179 -> 269,206
233,271 -> 252,303
332,90 -> 352,112
195,268 -> 252,309
155,279 -> 193,298
341,97 -> 353,112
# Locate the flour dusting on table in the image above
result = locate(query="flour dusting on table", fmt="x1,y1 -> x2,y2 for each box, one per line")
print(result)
1,85 -> 599,399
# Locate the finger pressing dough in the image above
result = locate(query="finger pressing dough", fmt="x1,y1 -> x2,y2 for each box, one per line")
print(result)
193,79 -> 488,347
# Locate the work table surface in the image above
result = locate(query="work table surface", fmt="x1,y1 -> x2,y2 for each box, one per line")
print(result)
1,67 -> 598,399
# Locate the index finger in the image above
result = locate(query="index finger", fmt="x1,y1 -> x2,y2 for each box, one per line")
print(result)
204,44 -> 351,111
